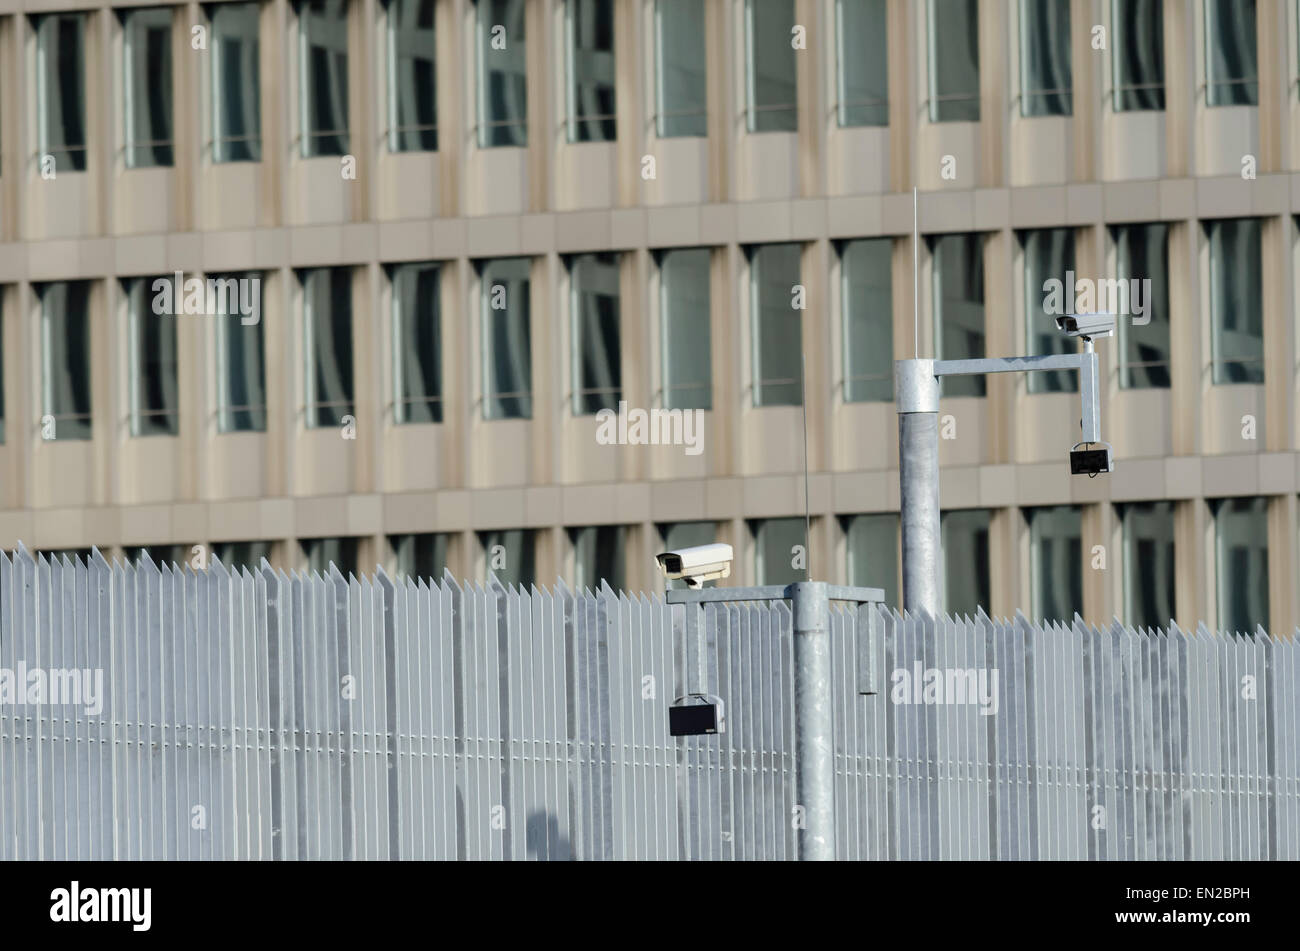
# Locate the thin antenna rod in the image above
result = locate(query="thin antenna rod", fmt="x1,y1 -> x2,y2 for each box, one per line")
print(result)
802,353 -> 811,581
913,186 -> 920,358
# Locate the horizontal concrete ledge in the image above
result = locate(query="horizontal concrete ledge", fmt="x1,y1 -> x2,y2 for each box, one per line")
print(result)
3,175 -> 1300,280
0,453 -> 1294,549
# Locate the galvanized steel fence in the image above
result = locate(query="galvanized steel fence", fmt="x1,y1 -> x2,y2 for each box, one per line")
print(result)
1,546 -> 1296,860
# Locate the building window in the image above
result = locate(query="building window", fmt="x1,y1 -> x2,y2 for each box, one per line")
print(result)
569,253 -> 621,415
565,0 -> 615,142
942,509 -> 990,617
745,0 -> 797,132
1207,218 -> 1263,384
1113,222 -> 1170,389
1205,0 -> 1257,106
1211,497 -> 1269,634
749,243 -> 802,407
659,248 -> 712,411
391,533 -> 449,582
654,0 -> 706,137
1112,0 -> 1164,110
300,267 -> 354,428
34,13 -> 88,172
387,0 -> 436,152
391,262 -> 442,424
931,233 -> 986,397
475,0 -> 527,147
210,2 -> 262,162
571,525 -> 625,591
39,281 -> 93,441
126,277 -> 180,437
661,521 -> 714,550
1024,504 -> 1086,623
479,258 -> 532,420
1027,505 -> 1083,624
841,238 -> 893,403
1021,228 -> 1076,394
297,0 -> 349,156
844,513 -> 898,607
125,545 -> 189,569
834,0 -> 887,127
1019,0 -> 1071,116
1119,501 -> 1176,630
121,7 -> 174,168
303,536 -> 359,576
214,272 -> 266,433
753,517 -> 806,586
660,521 -> 716,589
480,529 -> 536,587
213,540 -> 272,571
927,0 -> 979,121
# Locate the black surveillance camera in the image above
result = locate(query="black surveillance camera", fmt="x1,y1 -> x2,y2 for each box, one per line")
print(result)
668,694 -> 726,736
1070,443 -> 1114,477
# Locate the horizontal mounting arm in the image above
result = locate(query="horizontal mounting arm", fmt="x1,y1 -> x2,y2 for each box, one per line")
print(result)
933,353 -> 1085,376
667,583 -> 886,605
931,350 -> 1100,444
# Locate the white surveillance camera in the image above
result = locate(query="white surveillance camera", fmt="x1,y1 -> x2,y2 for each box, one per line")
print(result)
656,543 -> 733,588
1055,312 -> 1116,339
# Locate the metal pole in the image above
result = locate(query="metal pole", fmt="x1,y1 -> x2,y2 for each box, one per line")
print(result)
686,599 -> 705,690
896,359 -> 940,616
1079,339 -> 1100,443
789,581 -> 834,860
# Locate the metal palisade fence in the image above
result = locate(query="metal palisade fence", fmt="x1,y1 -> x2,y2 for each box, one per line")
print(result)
0,545 -> 1296,860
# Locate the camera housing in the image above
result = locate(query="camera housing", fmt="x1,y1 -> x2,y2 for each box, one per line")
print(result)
655,543 -> 733,588
1055,312 -> 1116,339
668,694 -> 726,736
1070,443 -> 1114,476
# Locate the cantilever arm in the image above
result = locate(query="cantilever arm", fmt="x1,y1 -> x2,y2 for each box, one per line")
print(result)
931,349 -> 1100,444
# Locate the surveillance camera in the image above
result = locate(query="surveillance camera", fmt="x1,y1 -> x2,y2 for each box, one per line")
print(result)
656,543 -> 733,588
668,694 -> 726,736
1070,442 -> 1114,476
1055,312 -> 1116,339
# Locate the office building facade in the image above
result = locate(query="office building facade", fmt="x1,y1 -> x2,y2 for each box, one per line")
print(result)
0,0 -> 1295,634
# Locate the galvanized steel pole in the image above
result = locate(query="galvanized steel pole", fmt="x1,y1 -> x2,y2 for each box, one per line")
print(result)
789,581 -> 834,860
896,359 -> 941,616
